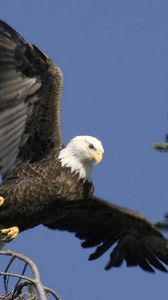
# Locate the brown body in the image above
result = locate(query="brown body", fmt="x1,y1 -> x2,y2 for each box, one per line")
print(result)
0,153 -> 93,231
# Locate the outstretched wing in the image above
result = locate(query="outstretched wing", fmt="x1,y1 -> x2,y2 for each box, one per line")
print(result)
45,197 -> 168,273
0,20 -> 63,177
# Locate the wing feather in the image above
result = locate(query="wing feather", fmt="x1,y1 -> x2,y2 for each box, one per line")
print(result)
0,20 -> 63,177
45,197 -> 168,273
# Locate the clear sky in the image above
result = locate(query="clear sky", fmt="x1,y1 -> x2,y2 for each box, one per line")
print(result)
0,0 -> 168,299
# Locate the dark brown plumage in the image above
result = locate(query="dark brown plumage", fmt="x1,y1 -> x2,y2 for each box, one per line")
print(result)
0,20 -> 168,273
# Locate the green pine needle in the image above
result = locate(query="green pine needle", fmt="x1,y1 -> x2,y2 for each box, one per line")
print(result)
153,143 -> 168,152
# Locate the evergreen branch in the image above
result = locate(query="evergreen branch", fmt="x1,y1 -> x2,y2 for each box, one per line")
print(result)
153,143 -> 168,152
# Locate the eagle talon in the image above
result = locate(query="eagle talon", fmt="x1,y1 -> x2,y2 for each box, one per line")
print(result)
0,226 -> 19,241
0,196 -> 4,207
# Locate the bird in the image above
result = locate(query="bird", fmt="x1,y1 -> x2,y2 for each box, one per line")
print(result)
0,20 -> 168,273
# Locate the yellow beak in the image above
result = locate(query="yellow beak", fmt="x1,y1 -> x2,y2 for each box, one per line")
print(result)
91,149 -> 103,164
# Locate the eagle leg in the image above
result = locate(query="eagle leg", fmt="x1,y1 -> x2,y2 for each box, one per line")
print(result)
0,226 -> 19,241
0,196 -> 4,206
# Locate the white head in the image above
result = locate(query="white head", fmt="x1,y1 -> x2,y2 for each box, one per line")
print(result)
58,136 -> 104,182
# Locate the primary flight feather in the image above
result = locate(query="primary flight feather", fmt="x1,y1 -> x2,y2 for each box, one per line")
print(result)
0,20 -> 168,273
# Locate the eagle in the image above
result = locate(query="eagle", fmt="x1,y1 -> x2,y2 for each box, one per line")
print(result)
0,20 -> 168,273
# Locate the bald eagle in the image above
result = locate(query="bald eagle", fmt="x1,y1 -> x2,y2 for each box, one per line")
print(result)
0,20 -> 168,273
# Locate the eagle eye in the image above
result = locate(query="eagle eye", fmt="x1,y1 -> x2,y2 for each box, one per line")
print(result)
89,143 -> 95,150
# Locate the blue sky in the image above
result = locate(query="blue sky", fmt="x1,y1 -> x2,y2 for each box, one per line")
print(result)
1,0 -> 168,299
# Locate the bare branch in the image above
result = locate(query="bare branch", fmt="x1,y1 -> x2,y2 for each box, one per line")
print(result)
0,250 -> 62,300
